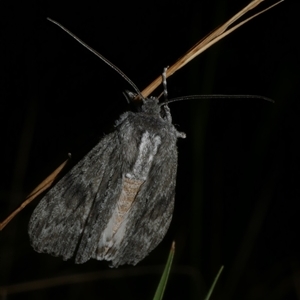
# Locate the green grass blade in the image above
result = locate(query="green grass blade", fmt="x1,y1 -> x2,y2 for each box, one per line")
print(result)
153,241 -> 175,300
204,266 -> 224,300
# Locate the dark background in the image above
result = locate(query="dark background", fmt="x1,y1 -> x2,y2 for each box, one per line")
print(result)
1,0 -> 299,299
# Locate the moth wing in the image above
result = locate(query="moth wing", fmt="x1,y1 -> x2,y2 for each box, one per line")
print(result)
100,135 -> 178,267
28,131 -> 124,261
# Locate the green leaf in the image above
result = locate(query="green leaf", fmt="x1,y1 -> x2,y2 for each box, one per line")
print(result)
204,266 -> 224,300
153,241 -> 175,300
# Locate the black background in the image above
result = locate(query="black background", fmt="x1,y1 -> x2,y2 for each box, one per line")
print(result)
1,0 -> 299,299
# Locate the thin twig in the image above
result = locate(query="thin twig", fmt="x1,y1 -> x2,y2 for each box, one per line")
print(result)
141,0 -> 284,97
0,157 -> 70,231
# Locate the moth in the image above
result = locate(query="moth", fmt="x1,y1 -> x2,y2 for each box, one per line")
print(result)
28,19 -> 186,267
28,16 -> 274,267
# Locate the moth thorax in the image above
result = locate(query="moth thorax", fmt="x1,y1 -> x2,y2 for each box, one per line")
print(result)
141,97 -> 161,115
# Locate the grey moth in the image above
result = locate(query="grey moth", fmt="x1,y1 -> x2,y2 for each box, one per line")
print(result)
28,19 -> 186,267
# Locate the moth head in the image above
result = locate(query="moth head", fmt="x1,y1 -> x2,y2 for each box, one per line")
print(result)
123,90 -> 161,115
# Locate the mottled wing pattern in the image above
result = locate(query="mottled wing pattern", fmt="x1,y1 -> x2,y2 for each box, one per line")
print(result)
28,131 -> 125,261
80,111 -> 179,267
110,140 -> 178,267
29,108 -> 180,267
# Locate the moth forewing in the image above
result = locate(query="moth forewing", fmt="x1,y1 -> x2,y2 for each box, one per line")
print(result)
28,96 -> 185,267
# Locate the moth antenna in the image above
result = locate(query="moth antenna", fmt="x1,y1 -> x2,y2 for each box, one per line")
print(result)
161,94 -> 275,106
47,18 -> 145,100
162,67 -> 169,102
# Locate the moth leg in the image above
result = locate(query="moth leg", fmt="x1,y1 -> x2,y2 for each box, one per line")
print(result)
160,104 -> 185,138
162,67 -> 169,102
161,67 -> 186,138
177,130 -> 186,139
162,104 -> 172,123
161,67 -> 176,124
